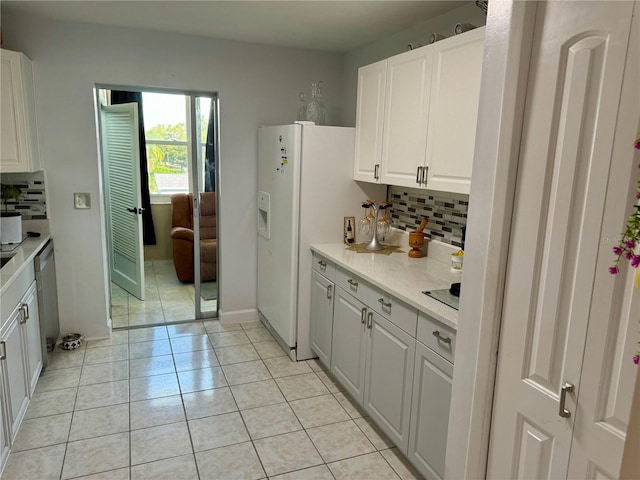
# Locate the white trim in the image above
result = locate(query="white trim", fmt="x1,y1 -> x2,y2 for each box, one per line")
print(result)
445,1 -> 538,478
219,308 -> 259,325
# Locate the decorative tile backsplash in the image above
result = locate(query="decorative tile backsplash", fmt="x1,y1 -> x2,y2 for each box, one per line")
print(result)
0,171 -> 47,220
389,185 -> 468,248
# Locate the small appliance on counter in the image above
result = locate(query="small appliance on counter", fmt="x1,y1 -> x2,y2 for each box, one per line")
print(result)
0,212 -> 22,245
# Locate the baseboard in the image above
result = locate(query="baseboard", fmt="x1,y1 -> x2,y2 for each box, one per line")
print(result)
219,308 -> 259,325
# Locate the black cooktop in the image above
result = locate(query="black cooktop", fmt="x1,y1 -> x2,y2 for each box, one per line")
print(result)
422,289 -> 459,310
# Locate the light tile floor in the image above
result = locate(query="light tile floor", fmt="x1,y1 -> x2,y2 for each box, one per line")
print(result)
4,320 -> 425,479
112,260 -> 217,328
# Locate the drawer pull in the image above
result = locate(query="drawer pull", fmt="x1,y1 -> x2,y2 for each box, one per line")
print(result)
22,304 -> 30,321
367,311 -> 373,329
432,330 -> 452,344
377,298 -> 392,309
361,308 -> 367,324
0,341 -> 5,361
347,279 -> 359,288
318,260 -> 327,268
326,285 -> 332,299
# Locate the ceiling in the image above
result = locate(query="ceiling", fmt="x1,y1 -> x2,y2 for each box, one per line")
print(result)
1,1 -> 470,52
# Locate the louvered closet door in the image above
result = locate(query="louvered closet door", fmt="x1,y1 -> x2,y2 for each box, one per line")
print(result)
487,1 -> 636,478
100,103 -> 145,301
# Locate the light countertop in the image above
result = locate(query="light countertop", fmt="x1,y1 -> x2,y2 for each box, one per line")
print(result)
310,243 -> 459,329
1,235 -> 52,297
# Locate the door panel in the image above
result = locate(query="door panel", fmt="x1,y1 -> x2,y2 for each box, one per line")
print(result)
364,312 -> 415,452
487,2 -> 634,478
330,287 -> 367,404
310,271 -> 334,367
380,48 -> 431,188
101,103 -> 145,301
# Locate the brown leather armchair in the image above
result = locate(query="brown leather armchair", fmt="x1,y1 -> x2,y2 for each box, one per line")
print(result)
170,192 -> 217,283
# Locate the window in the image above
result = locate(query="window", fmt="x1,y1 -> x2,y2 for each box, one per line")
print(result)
142,92 -> 189,196
141,93 -> 213,200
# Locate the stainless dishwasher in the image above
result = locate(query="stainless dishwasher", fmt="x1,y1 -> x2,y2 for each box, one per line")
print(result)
34,239 -> 60,368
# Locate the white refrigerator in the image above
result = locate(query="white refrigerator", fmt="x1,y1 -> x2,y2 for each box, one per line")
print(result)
257,123 -> 384,361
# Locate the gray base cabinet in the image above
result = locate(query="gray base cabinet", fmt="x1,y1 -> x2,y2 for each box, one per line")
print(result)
309,271 -> 334,368
364,312 -> 415,452
330,287 -> 367,403
310,252 -> 456,480
408,341 -> 454,480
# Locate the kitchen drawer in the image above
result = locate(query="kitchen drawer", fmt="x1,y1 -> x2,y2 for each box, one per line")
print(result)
361,285 -> 417,337
335,265 -> 376,303
417,311 -> 456,364
312,253 -> 335,281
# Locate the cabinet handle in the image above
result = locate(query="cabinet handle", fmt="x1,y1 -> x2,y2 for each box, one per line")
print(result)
318,260 -> 327,268
361,308 -> 367,324
374,164 -> 380,180
559,382 -> 574,418
377,298 -> 392,309
0,341 -> 5,361
367,311 -> 373,329
326,285 -> 332,299
432,330 -> 452,344
347,279 -> 358,288
421,165 -> 428,185
22,303 -> 29,321
416,166 -> 423,184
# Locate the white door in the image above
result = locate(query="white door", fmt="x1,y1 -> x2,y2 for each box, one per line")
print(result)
487,2 -> 636,478
353,60 -> 386,183
379,47 -> 432,188
100,103 -> 145,301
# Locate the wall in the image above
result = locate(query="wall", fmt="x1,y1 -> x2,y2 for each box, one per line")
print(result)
389,186 -> 468,247
0,171 -> 47,219
341,2 -> 486,126
1,12 -> 345,337
143,204 -> 172,262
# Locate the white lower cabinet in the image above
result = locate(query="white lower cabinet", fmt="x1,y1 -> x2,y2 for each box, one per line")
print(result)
330,287 -> 368,403
0,263 -> 43,474
364,312 -> 415,452
309,270 -> 335,368
408,341 -> 453,480
313,257 -> 457,480
0,304 -> 29,443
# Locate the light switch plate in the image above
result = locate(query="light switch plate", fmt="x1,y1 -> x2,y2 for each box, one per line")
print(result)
74,193 -> 91,209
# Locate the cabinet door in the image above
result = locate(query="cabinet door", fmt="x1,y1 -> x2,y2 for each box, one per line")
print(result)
0,49 -> 40,172
310,271 -> 335,368
1,307 -> 29,442
21,281 -> 42,396
380,47 -> 432,188
330,287 -> 367,404
408,341 -> 453,480
363,311 -> 415,452
0,378 -> 9,473
425,28 -> 485,194
354,59 -> 386,183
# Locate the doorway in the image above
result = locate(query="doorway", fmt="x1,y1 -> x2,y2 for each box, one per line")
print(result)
96,87 -> 219,328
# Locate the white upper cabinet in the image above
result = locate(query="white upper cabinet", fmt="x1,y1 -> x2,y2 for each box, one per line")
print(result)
354,59 -> 387,183
425,27 -> 485,194
380,47 -> 432,188
353,27 -> 485,194
0,49 -> 41,173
